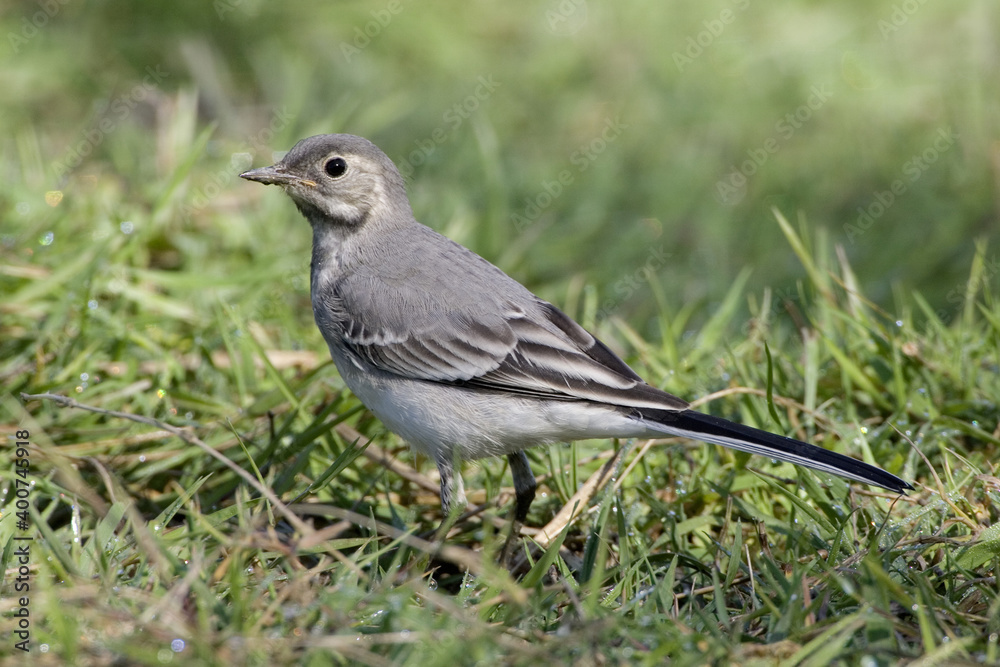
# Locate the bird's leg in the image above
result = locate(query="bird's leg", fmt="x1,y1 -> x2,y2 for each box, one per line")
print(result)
434,454 -> 466,540
501,450 -> 536,566
508,450 -> 536,523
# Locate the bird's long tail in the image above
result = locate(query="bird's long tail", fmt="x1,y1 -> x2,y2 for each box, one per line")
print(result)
631,408 -> 912,493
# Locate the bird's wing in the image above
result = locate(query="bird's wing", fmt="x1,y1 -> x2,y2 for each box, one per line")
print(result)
331,239 -> 687,411
464,301 -> 688,410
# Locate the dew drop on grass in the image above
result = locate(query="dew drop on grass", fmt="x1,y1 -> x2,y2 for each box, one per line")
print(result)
71,505 -> 81,542
120,221 -> 134,234
39,231 -> 54,246
88,300 -> 99,310
170,639 -> 185,652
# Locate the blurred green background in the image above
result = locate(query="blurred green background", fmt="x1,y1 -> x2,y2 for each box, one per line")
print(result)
2,0 -> 997,336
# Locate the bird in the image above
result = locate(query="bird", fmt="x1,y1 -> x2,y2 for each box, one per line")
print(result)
240,133 -> 912,529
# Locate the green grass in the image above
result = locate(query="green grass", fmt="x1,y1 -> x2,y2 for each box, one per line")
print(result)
2,1 -> 1000,665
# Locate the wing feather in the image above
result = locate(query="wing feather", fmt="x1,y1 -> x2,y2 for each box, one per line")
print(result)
338,290 -> 687,411
328,224 -> 687,411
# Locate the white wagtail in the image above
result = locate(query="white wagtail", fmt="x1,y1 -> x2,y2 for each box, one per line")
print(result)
241,134 -> 911,525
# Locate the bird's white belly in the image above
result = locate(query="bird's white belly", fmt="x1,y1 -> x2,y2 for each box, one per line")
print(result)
328,344 -> 646,462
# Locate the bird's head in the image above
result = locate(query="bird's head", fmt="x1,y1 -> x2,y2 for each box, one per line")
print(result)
240,134 -> 411,228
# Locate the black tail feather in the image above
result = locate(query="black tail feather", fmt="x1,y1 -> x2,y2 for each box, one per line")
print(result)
632,408 -> 912,494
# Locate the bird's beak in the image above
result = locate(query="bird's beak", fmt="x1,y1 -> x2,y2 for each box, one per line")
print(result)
240,165 -> 315,187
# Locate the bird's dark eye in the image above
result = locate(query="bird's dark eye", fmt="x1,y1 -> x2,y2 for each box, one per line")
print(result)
324,157 -> 348,178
